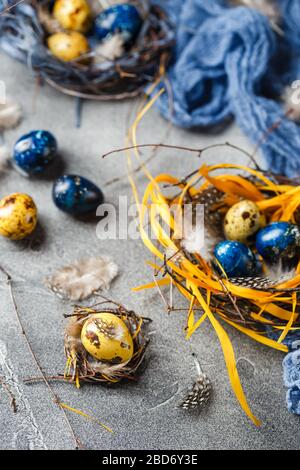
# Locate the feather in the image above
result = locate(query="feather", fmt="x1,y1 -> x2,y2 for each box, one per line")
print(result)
181,190 -> 222,260
177,355 -> 212,411
265,260 -> 296,282
0,145 -> 10,171
0,98 -> 22,130
93,34 -> 125,63
282,84 -> 300,122
228,276 -> 293,290
45,256 -> 119,301
229,262 -> 297,290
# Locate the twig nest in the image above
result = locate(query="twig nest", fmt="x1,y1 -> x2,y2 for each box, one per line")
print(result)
214,240 -> 258,277
48,31 -> 89,61
64,303 -> 149,385
52,174 -> 104,216
94,4 -> 142,44
256,222 -> 300,263
0,193 -> 38,240
13,130 -> 57,176
0,1 -> 174,100
224,200 -> 266,243
81,312 -> 134,363
53,0 -> 92,33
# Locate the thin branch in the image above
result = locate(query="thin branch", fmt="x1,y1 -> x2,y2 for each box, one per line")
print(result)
251,109 -> 294,159
217,277 -> 245,323
102,142 -> 262,171
0,265 -> 83,450
0,0 -> 26,16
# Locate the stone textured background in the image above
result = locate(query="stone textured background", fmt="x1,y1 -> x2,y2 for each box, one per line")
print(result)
0,51 -> 299,450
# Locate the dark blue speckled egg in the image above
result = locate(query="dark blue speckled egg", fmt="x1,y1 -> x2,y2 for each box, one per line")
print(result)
13,130 -> 57,176
256,222 -> 300,262
214,240 -> 258,278
94,4 -> 142,43
53,175 -> 104,216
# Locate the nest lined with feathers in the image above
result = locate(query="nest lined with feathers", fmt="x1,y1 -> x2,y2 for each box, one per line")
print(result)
0,0 -> 174,100
132,149 -> 300,425
64,301 -> 150,386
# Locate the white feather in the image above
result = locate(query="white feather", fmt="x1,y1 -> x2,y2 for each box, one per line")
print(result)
0,145 -> 10,171
89,359 -> 130,375
265,260 -> 296,283
282,84 -> 300,122
0,98 -> 22,130
94,34 -> 125,63
180,206 -> 219,261
45,256 -> 119,301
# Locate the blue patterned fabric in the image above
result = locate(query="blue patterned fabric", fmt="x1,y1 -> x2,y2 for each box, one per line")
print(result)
283,346 -> 300,415
287,386 -> 300,415
0,0 -> 16,11
153,0 -> 300,177
267,328 -> 300,352
283,349 -> 300,388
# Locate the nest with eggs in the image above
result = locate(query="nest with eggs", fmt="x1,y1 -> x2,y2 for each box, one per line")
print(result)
131,145 -> 300,425
0,0 -> 174,100
64,301 -> 150,386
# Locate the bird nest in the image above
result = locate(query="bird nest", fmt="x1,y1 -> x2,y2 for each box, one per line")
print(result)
64,302 -> 150,386
0,0 -> 174,100
131,146 -> 300,425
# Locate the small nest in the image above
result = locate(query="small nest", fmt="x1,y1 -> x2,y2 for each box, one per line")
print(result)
133,145 -> 300,425
64,301 -> 150,386
0,0 -> 174,100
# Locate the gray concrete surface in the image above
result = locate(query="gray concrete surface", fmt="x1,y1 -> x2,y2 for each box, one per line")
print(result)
0,52 -> 299,450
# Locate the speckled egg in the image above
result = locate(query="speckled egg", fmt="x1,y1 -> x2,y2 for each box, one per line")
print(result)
53,0 -> 91,32
94,4 -> 142,43
13,130 -> 57,176
81,312 -> 134,363
214,240 -> 258,277
0,193 -> 37,240
48,31 -> 89,62
256,222 -> 300,262
224,200 -> 266,244
52,174 -> 104,216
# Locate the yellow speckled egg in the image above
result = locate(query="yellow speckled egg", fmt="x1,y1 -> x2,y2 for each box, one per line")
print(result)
0,193 -> 38,240
224,200 -> 266,244
48,31 -> 89,62
81,313 -> 134,364
53,0 -> 91,32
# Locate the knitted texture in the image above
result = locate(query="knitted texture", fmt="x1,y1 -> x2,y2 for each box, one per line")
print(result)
283,347 -> 300,415
154,0 -> 300,177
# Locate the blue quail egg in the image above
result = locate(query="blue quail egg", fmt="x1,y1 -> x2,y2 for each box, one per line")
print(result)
53,174 -> 104,216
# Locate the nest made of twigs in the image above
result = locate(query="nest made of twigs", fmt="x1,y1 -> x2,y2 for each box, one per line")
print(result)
141,163 -> 300,343
64,301 -> 150,386
128,143 -> 300,425
0,0 -> 174,100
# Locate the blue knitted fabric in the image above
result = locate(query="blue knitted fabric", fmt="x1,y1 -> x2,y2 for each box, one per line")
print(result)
266,327 -> 300,352
283,346 -> 300,415
153,0 -> 300,177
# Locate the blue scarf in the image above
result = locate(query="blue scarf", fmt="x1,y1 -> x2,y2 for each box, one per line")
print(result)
153,0 -> 300,177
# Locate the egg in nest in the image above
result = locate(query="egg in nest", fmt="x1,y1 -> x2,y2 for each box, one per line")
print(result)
53,0 -> 91,33
81,312 -> 134,364
224,200 -> 266,244
48,31 -> 89,62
